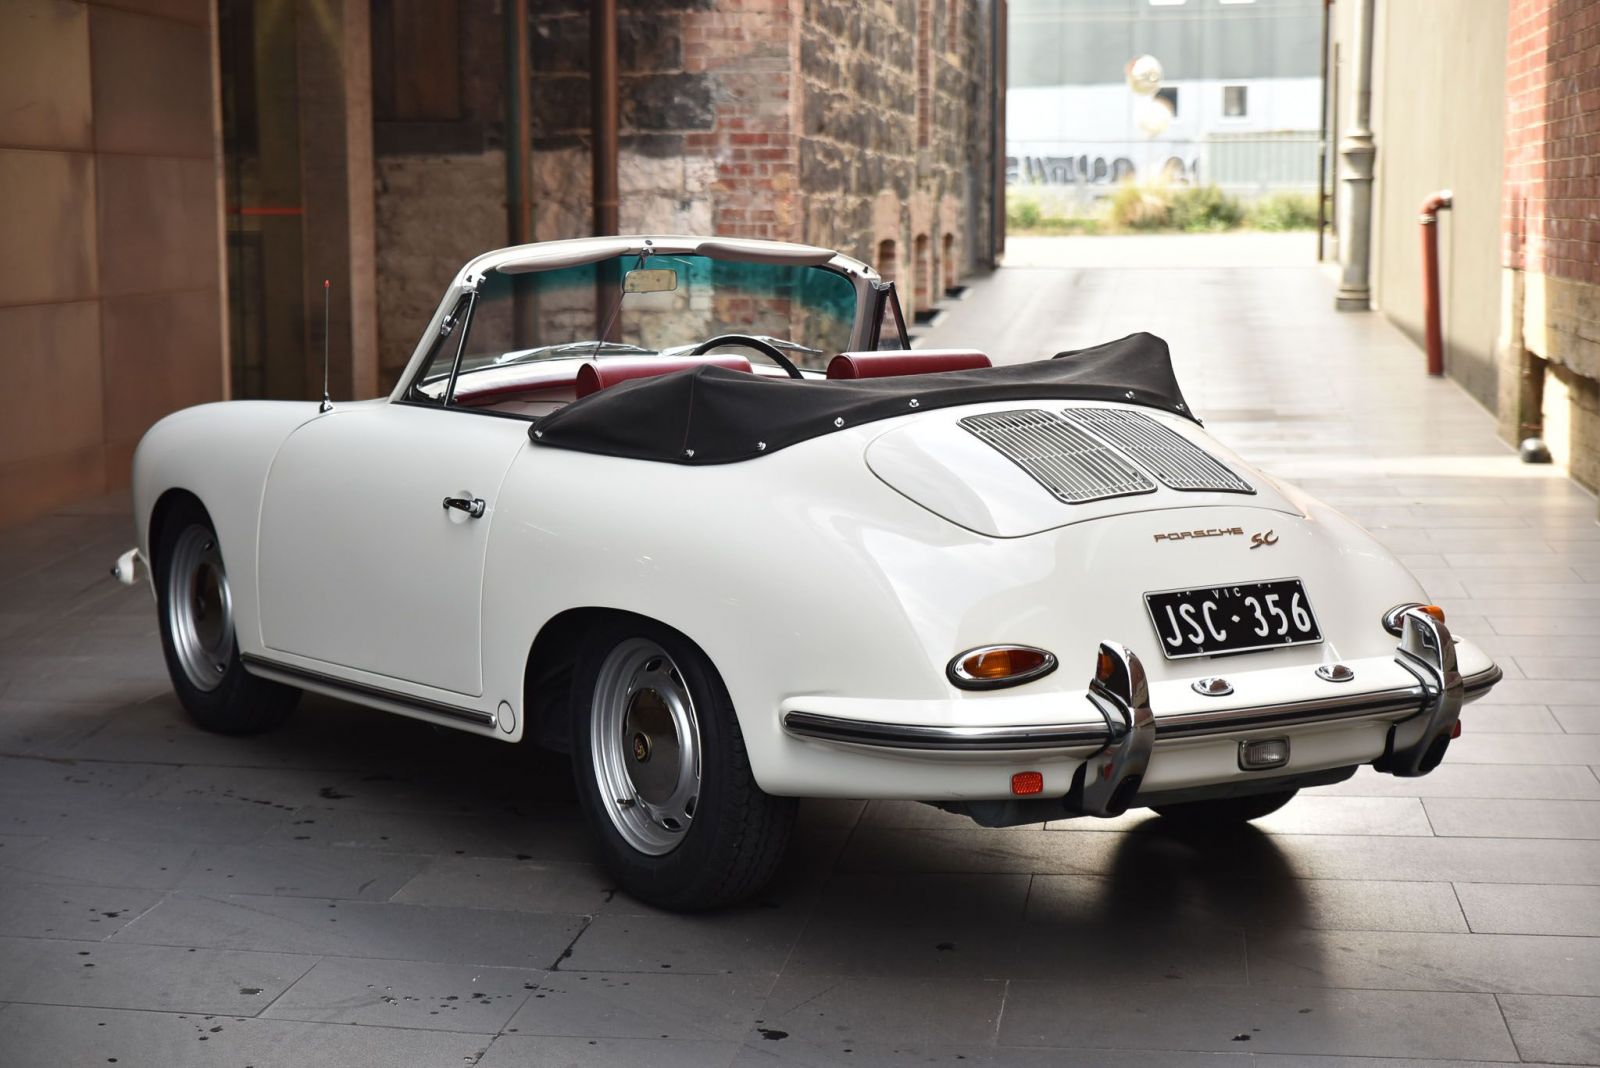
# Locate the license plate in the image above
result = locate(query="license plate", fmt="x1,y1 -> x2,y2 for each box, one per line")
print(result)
1144,578 -> 1322,659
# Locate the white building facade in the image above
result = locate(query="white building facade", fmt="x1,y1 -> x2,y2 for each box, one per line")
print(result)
1008,0 -> 1324,199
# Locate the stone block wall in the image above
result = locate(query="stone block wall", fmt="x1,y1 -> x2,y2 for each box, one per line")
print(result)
524,0 -> 995,321
370,2 -> 509,389
1499,0 -> 1600,497
529,1 -> 782,243
797,0 -> 990,319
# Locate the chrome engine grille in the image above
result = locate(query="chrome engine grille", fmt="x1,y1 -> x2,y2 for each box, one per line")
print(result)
959,409 -> 1156,504
1061,407 -> 1254,494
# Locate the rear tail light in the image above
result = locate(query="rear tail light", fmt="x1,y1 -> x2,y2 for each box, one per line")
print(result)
948,645 -> 1058,690
1382,602 -> 1445,636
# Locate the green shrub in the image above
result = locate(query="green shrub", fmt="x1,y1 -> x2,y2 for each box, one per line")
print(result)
1106,182 -> 1172,231
1168,185 -> 1244,232
1006,189 -> 1103,234
1248,191 -> 1319,231
1007,194 -> 1042,230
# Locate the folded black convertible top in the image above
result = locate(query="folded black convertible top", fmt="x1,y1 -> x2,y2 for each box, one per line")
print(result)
528,331 -> 1196,465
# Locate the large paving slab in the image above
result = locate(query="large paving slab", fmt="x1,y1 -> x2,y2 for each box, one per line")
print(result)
2,233 -> 1597,1064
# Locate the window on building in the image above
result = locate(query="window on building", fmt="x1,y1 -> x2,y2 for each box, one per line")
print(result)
1155,86 -> 1179,118
372,0 -> 462,122
1223,85 -> 1247,118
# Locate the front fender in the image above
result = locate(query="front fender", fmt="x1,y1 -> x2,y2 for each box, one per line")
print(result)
132,400 -> 327,648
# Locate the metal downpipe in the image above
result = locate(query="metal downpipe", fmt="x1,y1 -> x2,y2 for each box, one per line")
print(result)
1419,190 -> 1453,377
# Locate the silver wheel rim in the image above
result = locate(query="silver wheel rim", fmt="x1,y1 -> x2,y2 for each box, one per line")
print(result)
590,638 -> 702,856
165,523 -> 235,692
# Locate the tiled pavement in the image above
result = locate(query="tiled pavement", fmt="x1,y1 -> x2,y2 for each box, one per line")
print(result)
2,233 -> 1597,1066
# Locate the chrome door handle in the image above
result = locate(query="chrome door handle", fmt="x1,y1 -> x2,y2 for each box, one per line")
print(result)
442,495 -> 486,518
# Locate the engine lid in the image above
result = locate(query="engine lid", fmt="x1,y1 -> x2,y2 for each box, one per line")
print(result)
864,402 -> 1302,538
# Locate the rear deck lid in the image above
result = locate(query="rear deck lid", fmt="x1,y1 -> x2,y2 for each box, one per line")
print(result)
866,402 -> 1301,537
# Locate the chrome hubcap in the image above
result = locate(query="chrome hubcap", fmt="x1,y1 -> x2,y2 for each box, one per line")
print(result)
591,639 -> 701,855
165,524 -> 234,692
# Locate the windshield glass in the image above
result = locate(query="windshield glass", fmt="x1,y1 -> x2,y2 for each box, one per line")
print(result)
433,254 -> 859,387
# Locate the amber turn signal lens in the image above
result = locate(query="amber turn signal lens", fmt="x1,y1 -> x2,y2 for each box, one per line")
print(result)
1011,771 -> 1044,796
947,645 -> 1058,690
1095,650 -> 1115,682
963,648 -> 1045,680
1382,602 -> 1446,636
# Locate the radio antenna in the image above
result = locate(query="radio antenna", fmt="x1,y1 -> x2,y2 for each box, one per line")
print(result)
319,278 -> 332,413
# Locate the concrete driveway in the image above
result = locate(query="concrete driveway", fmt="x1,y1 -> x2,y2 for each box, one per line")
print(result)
2,233 -> 1597,1066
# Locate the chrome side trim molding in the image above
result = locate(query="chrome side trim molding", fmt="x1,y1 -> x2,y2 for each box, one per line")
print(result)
781,711 -> 1109,751
240,653 -> 496,727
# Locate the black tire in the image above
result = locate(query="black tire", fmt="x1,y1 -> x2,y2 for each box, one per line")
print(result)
1152,788 -> 1298,826
154,496 -> 299,735
570,617 -> 796,910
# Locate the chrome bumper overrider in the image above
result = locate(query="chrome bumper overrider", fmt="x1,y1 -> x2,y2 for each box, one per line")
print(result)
782,611 -> 1501,797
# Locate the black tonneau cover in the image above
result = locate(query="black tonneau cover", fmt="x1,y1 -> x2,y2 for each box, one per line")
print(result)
528,332 -> 1195,465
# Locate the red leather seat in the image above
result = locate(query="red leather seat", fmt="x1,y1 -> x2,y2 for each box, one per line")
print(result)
453,364 -> 585,406
574,355 -> 752,398
825,349 -> 992,380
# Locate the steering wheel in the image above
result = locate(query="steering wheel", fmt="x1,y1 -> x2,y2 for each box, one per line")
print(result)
689,334 -> 804,379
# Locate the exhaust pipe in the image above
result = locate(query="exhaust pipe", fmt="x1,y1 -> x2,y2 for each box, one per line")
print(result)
1420,190 -> 1453,377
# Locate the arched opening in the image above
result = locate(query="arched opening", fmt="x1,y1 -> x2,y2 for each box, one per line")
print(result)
941,232 -> 956,293
877,238 -> 897,283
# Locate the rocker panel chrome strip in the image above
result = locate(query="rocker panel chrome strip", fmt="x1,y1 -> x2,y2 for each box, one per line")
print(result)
240,653 -> 496,727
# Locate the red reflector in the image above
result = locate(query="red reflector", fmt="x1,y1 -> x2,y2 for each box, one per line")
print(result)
1011,771 -> 1044,796
1450,719 -> 1462,739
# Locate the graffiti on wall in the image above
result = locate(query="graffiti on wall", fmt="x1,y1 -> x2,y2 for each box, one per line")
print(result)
1005,154 -> 1200,186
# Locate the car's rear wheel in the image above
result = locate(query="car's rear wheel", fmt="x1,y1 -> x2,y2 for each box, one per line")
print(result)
1151,788 -> 1298,826
155,497 -> 299,735
571,618 -> 796,910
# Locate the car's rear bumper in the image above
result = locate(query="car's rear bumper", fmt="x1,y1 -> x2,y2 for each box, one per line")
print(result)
777,611 -> 1497,808
783,662 -> 1499,751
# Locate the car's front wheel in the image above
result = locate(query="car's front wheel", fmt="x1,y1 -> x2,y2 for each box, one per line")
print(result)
154,497 -> 299,735
1151,788 -> 1298,826
571,618 -> 796,910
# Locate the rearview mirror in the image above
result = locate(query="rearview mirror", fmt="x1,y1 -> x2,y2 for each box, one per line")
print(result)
624,268 -> 678,294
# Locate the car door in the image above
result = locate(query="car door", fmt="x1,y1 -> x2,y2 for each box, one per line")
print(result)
256,402 -> 528,696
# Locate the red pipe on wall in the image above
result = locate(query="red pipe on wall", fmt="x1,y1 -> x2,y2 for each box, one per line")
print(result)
1420,190 -> 1453,377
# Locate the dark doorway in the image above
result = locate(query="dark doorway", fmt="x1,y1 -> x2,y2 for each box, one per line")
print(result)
218,0 -> 309,400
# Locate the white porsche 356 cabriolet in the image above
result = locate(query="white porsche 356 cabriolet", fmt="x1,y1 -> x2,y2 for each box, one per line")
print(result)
121,235 -> 1501,908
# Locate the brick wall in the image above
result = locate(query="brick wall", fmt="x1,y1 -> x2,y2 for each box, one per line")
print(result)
368,0 -> 996,387
1500,0 -> 1600,495
1503,0 -> 1600,288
